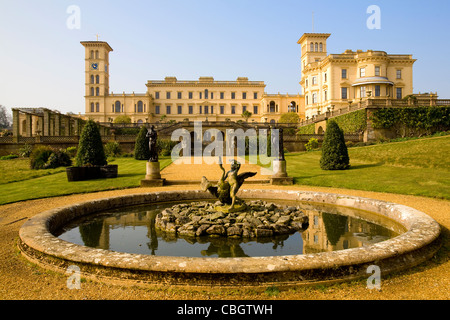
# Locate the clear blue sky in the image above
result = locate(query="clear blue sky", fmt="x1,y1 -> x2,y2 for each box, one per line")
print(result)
1,0 -> 449,115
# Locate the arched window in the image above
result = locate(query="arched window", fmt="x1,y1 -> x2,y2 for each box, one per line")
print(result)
90,103 -> 94,112
96,87 -> 100,96
319,43 -> 323,52
315,43 -> 318,52
95,50 -> 99,59
310,43 -> 314,52
137,101 -> 143,113
90,87 -> 94,96
205,89 -> 209,99
96,75 -> 100,84
137,119 -> 144,125
114,101 -> 121,113
90,75 -> 94,84
96,103 -> 100,112
90,50 -> 94,59
269,101 -> 276,113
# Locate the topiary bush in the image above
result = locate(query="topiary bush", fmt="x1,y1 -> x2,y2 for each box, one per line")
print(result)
75,119 -> 107,167
134,126 -> 150,160
320,120 -> 350,170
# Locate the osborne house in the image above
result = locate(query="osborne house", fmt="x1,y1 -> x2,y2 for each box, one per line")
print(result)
81,32 -> 416,124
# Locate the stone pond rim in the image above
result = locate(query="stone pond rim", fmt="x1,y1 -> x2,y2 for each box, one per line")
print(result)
17,189 -> 442,288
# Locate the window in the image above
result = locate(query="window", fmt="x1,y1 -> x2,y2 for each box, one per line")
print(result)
231,92 -> 236,99
360,86 -> 366,98
310,43 -> 314,52
324,73 -> 327,82
375,85 -> 381,97
319,43 -> 323,52
204,106 -> 209,114
305,79 -> 308,87
210,92 -> 214,99
341,87 -> 348,100
166,105 -> 171,114
396,88 -> 403,99
204,89 -> 209,99
220,106 -> 225,114
342,69 -> 347,79
312,92 -> 317,104
90,50 -> 94,59
188,92 -> 193,99
96,103 -> 100,113
90,103 -> 94,113
188,106 -> 193,114
210,106 -> 214,114
306,95 -> 309,105
199,92 -> 202,99
177,105 -> 182,114
312,76 -> 317,85
137,101 -> 143,113
90,75 -> 94,84
242,92 -> 247,99
166,92 -> 171,99
90,87 -> 94,96
114,101 -> 121,113
315,43 -> 318,52
375,66 -> 380,76
231,105 -> 236,114
155,92 -> 160,99
254,92 -> 258,99
220,92 -> 224,99
242,105 -> 247,113
177,92 -> 182,99
95,50 -> 99,59
96,75 -> 100,84
360,68 -> 366,77
96,87 -> 100,96
199,106 -> 202,114
155,105 -> 160,114
324,91 -> 328,101
396,70 -> 402,79
253,105 -> 258,114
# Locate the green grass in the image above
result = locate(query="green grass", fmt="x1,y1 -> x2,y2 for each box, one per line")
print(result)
0,157 -> 172,205
285,135 -> 450,199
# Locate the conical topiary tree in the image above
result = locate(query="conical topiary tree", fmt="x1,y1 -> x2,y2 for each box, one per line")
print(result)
320,119 -> 350,170
75,119 -> 107,166
134,126 -> 150,160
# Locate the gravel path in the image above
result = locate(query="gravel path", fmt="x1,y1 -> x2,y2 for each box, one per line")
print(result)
0,159 -> 448,300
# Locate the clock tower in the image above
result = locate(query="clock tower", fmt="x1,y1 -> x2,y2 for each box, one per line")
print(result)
80,40 -> 113,116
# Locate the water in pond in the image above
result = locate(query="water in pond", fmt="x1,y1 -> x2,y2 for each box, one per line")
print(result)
55,200 -> 404,258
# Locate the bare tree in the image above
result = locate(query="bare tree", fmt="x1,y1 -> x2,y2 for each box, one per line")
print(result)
0,105 -> 12,129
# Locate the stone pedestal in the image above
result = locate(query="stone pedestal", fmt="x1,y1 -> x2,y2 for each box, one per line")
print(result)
140,161 -> 165,187
271,159 -> 293,185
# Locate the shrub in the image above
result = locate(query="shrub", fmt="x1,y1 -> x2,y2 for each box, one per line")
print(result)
157,139 -> 177,157
75,119 -> 107,167
305,138 -> 319,151
19,144 -> 33,158
43,149 -> 72,169
134,126 -> 150,160
320,120 -> 350,170
0,154 -> 19,160
66,147 -> 77,158
30,146 -> 54,169
104,141 -> 122,157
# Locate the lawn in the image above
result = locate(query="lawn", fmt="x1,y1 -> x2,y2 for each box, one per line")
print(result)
0,156 -> 172,205
285,135 -> 450,199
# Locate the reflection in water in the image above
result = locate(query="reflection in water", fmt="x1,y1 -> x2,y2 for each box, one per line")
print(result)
55,201 -> 401,258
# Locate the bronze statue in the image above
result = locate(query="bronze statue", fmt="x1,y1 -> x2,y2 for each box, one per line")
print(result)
201,157 -> 256,211
146,125 -> 158,162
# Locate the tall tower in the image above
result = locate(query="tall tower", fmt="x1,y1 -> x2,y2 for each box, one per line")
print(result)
80,41 -> 113,117
297,33 -> 331,70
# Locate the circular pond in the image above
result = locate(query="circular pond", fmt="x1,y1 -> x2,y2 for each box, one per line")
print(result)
18,189 -> 441,288
54,200 -> 402,258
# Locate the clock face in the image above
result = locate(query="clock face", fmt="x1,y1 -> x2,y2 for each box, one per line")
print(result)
91,63 -> 99,70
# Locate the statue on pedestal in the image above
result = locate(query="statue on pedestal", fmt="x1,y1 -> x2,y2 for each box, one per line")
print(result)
146,125 -> 158,162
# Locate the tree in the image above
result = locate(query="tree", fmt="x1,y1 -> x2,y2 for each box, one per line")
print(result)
75,119 -> 107,166
113,115 -> 132,124
134,126 -> 150,160
241,110 -> 252,122
320,120 -> 350,170
279,112 -> 300,124
0,105 -> 12,129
